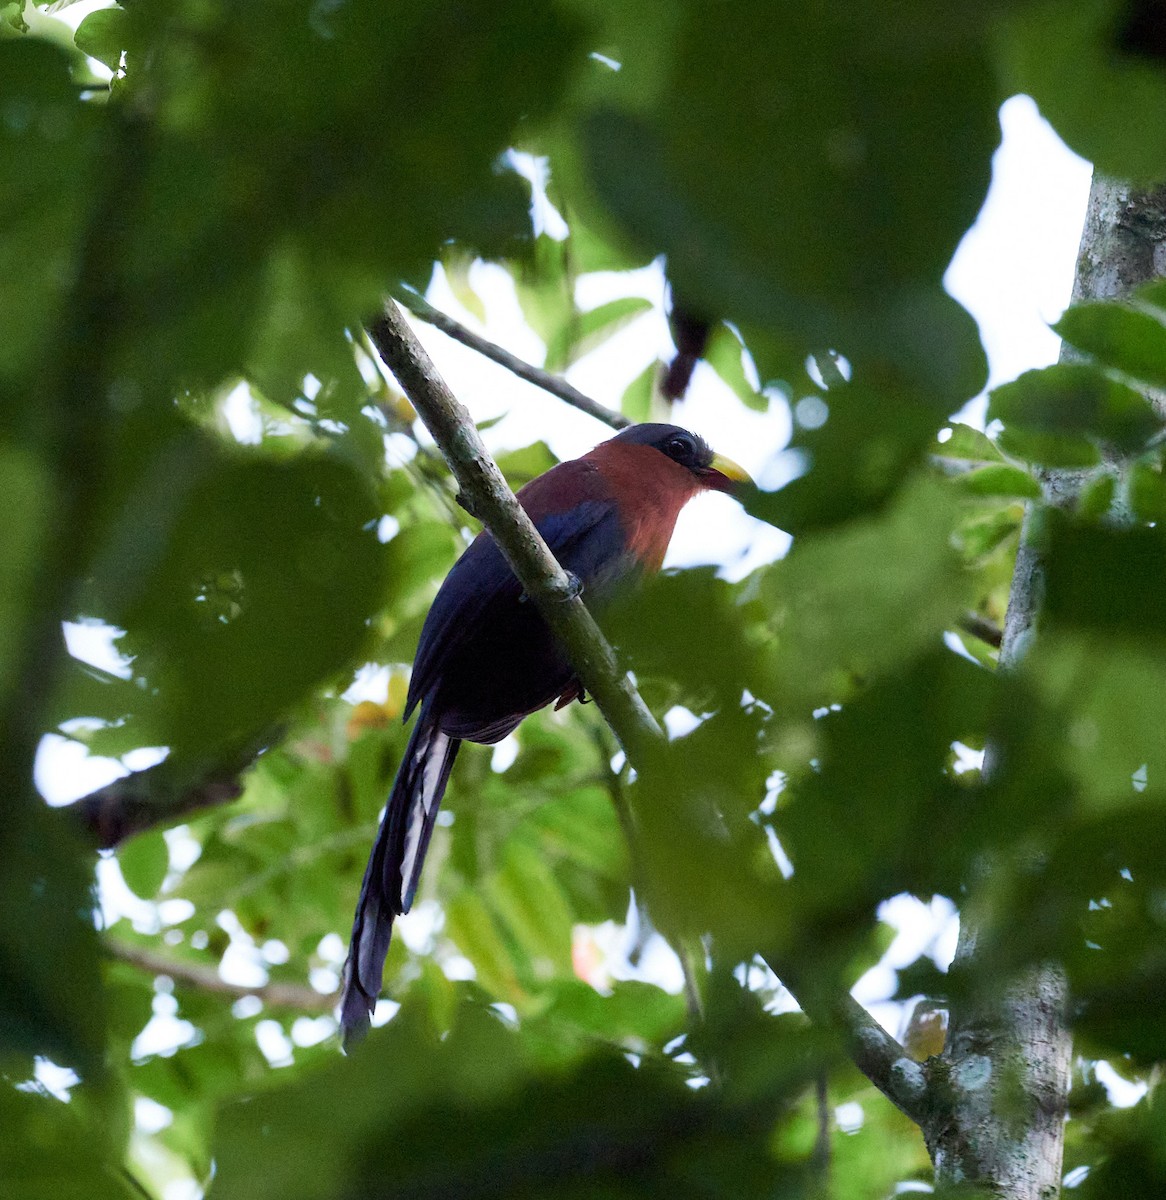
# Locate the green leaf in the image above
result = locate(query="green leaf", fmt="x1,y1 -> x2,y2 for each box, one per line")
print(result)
544,296 -> 652,372
117,829 -> 170,899
989,363 -> 1158,455
958,463 -> 1041,499
772,650 -> 1005,974
1001,0 -> 1166,182
0,39 -> 98,380
487,842 -> 574,978
0,442 -> 50,701
1078,471 -> 1116,519
993,425 -> 1102,468
1028,634 -> 1166,806
540,980 -> 686,1050
85,440 -> 386,756
704,323 -> 764,409
74,7 -> 128,71
209,999 -> 806,1200
1056,300 -> 1166,390
495,440 -> 559,490
620,359 -> 657,423
770,476 -> 969,700
751,376 -> 955,532
445,890 -> 525,1005
0,1084 -> 133,1200
514,235 -> 575,346
442,250 -> 487,323
581,0 -> 995,398
0,804 -> 106,1074
1130,462 -> 1166,522
933,422 -> 1004,464
1043,517 -> 1166,640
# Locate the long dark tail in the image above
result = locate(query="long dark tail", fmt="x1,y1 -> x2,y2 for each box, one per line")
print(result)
340,701 -> 460,1047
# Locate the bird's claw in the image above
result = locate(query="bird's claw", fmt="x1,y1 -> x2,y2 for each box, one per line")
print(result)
557,571 -> 584,602
519,572 -> 583,604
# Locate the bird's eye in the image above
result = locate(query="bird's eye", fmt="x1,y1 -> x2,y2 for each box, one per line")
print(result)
665,434 -> 694,459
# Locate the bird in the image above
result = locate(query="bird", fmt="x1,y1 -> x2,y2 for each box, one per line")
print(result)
339,422 -> 751,1044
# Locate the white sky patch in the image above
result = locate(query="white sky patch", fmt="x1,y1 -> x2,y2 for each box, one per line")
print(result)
96,856 -> 160,934
134,1096 -> 174,1135
377,513 -> 400,543
490,734 -> 519,773
440,955 -> 476,983
765,826 -> 795,880
1094,1060 -> 1149,1108
508,151 -> 570,240
944,629 -> 986,666
854,895 -> 960,1032
232,995 -> 263,1020
395,898 -> 444,954
131,991 -> 199,1061
36,733 -> 126,806
216,912 -> 269,988
317,932 -> 346,963
581,917 -> 688,996
951,741 -> 986,776
663,705 -> 702,739
371,997 -> 402,1027
158,898 -> 195,925
33,1058 -> 80,1101
164,826 -> 203,874
1063,1165 -> 1091,1189
310,966 -> 341,996
254,1019 -> 294,1067
261,939 -> 290,965
124,746 -> 170,771
221,380 -> 263,444
291,1016 -> 336,1048
945,95 -> 1092,416
835,1101 -> 865,1134
342,662 -> 392,704
63,619 -> 134,678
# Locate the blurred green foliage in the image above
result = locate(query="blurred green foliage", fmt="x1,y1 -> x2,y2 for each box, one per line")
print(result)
4,0 -> 1166,1196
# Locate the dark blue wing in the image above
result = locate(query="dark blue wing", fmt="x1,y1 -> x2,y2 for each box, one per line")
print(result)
405,497 -> 628,718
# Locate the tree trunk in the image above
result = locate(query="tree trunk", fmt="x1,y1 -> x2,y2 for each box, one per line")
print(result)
927,178 -> 1166,1198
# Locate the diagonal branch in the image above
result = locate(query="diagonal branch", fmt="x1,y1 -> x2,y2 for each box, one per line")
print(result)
105,939 -> 335,1013
395,288 -> 630,432
768,956 -> 930,1124
956,611 -> 1003,650
364,297 -> 933,1127
367,299 -> 662,759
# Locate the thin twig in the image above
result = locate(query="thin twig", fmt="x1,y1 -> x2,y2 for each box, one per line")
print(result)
957,612 -> 1003,650
395,289 -> 630,431
105,940 -> 335,1013
364,297 -> 933,1126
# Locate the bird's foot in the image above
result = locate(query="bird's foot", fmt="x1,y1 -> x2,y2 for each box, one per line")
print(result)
519,572 -> 583,604
554,571 -> 584,602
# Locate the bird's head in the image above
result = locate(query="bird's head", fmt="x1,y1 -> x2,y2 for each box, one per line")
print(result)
611,423 -> 752,494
